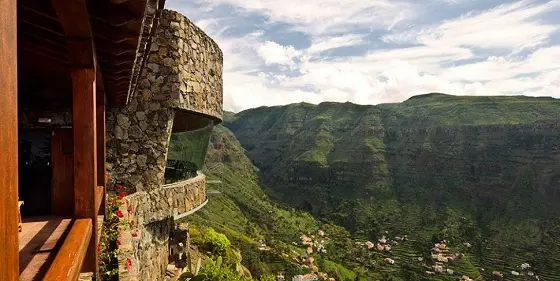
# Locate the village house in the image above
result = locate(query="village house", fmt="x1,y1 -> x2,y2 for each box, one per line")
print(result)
292,273 -> 319,281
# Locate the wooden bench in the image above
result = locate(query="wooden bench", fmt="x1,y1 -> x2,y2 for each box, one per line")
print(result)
18,200 -> 24,232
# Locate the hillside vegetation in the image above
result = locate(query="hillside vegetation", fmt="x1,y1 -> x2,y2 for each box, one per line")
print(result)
219,94 -> 560,281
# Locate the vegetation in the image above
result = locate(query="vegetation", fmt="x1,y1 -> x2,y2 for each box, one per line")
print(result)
179,94 -> 560,280
99,186 -> 131,280
179,256 -> 276,281
219,94 -> 560,280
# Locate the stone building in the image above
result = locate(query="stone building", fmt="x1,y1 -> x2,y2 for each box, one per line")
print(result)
106,10 -> 223,281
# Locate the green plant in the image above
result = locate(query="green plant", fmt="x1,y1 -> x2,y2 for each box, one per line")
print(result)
99,184 -> 133,280
203,228 -> 232,255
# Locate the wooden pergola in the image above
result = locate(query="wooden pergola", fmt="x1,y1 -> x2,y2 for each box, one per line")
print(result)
0,0 -> 164,280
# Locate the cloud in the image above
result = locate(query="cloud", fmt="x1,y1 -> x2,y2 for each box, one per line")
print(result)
306,34 -> 366,55
384,0 -> 560,50
196,0 -> 415,36
257,41 -> 301,66
166,0 -> 560,112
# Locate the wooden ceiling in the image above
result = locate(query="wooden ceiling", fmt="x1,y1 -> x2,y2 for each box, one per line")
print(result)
17,0 -> 165,109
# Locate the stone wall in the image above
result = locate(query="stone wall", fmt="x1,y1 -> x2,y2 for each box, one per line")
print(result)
106,9 -> 223,281
107,9 -> 224,193
107,101 -> 174,193
139,9 -> 223,121
126,174 -> 207,226
116,176 -> 207,281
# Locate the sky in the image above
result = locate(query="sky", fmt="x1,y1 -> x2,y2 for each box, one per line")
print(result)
166,0 -> 560,112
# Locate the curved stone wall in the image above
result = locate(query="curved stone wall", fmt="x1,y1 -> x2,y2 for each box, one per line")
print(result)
105,9 -> 222,281
107,9 -> 224,194
116,174 -> 206,281
138,9 -> 223,122
126,173 -> 206,226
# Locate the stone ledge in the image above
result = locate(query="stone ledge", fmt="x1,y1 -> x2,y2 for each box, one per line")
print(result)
125,173 -> 207,226
173,198 -> 208,220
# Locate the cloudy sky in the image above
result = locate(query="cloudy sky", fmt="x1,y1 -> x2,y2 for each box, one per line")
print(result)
166,0 -> 560,112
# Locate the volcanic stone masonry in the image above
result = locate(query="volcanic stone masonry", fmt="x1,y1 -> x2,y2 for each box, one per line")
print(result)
105,9 -> 223,281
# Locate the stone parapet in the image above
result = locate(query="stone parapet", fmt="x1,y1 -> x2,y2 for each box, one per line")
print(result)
116,174 -> 206,281
137,9 -> 223,122
125,173 -> 207,226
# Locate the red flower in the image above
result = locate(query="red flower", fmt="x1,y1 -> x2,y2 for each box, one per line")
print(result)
132,231 -> 138,238
116,210 -> 124,218
127,204 -> 133,213
118,192 -> 127,200
125,257 -> 133,271
117,184 -> 124,191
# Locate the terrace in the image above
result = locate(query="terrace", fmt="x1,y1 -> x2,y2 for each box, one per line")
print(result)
0,0 -> 164,280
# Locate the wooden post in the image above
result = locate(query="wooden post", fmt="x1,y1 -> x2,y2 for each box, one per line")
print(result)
72,68 -> 99,274
0,0 -> 19,279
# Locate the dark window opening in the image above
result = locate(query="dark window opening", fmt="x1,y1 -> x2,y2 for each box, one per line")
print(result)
18,129 -> 52,217
164,111 -> 215,184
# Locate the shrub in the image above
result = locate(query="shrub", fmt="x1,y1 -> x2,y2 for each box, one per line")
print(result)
201,227 -> 232,255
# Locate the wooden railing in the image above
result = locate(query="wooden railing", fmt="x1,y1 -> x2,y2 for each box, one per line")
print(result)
43,219 -> 93,281
95,185 -> 104,215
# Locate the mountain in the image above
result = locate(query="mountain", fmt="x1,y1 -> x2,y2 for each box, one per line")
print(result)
194,125 -> 437,281
221,94 -> 560,281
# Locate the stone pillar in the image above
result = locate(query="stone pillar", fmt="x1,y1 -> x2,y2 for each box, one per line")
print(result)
106,99 -> 174,193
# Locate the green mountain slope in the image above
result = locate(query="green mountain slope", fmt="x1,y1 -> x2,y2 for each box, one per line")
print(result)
193,125 -> 438,281
223,94 -> 560,281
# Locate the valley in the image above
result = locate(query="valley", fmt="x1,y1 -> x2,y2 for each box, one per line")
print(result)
186,94 -> 560,281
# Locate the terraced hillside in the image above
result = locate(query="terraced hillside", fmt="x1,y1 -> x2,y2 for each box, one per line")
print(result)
224,94 -> 560,280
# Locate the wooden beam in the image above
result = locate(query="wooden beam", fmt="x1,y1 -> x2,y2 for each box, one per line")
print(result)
19,3 -> 58,21
111,0 -> 132,4
20,44 -> 69,64
19,30 -> 69,51
0,0 -> 19,280
43,219 -> 93,281
71,68 -> 99,274
19,18 -> 65,37
51,0 -> 95,68
88,1 -> 145,26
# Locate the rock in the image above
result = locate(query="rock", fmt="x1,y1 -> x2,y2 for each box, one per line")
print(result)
136,155 -> 148,167
139,120 -> 149,131
115,126 -> 127,139
162,58 -> 175,67
128,125 -> 143,139
147,63 -> 160,73
136,111 -> 147,121
116,114 -> 130,127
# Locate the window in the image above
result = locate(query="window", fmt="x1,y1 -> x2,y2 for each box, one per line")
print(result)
164,111 -> 214,184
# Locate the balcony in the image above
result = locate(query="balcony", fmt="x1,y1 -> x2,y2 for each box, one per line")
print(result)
19,216 -> 72,280
124,172 -> 207,226
18,185 -> 104,281
19,217 -> 97,281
